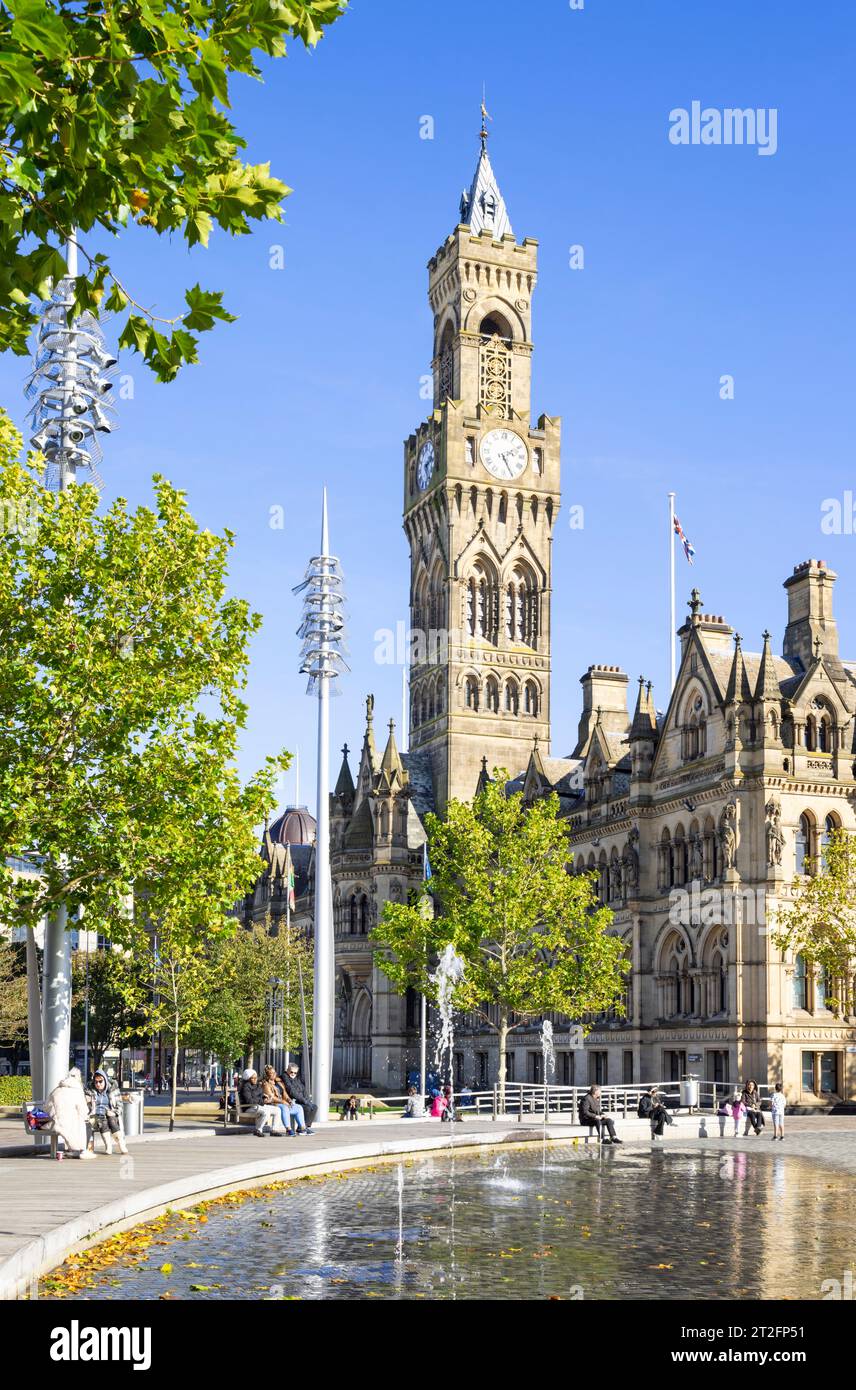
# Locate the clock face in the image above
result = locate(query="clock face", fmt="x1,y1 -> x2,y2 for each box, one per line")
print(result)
479,428 -> 528,481
416,441 -> 435,490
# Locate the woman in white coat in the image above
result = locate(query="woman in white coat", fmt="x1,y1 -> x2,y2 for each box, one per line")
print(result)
46,1067 -> 92,1159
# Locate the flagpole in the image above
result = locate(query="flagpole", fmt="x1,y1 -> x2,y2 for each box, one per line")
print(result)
668,492 -> 676,692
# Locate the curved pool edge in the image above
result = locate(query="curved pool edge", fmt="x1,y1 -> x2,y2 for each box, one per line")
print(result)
0,1123 -> 571,1299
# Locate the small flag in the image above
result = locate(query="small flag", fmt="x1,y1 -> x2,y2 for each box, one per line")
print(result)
673,515 -> 695,565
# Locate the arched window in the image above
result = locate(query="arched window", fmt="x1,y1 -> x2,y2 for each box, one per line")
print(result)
805,715 -> 817,751
479,312 -> 512,341
485,675 -> 499,713
435,678 -> 444,717
504,679 -> 519,715
820,812 -> 838,869
795,814 -> 811,875
359,894 -> 369,935
524,680 -> 539,717
465,675 -> 479,710
349,895 -> 358,934
504,563 -> 538,648
465,559 -> 498,643
793,954 -> 808,1010
818,718 -> 829,753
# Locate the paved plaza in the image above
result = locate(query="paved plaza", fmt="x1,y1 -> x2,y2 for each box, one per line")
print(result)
1,1107 -> 855,1298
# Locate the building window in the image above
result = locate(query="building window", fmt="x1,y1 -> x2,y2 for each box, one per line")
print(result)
795,815 -> 811,875
504,1052 -> 515,1083
528,1052 -> 544,1084
560,1052 -> 575,1086
802,1051 -> 840,1095
622,1050 -> 633,1085
793,954 -> 808,1010
405,987 -> 419,1030
476,1051 -> 488,1087
465,675 -> 479,710
820,1051 -> 839,1093
663,1049 -> 687,1082
706,1050 -> 729,1085
532,448 -> 542,475
815,964 -> 829,1011
454,1052 -> 465,1087
801,1050 -> 815,1093
589,1051 -> 608,1086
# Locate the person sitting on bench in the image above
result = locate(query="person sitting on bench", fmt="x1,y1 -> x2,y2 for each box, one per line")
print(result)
578,1085 -> 622,1144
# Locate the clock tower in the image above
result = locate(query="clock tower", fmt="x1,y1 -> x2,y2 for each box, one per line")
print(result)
404,121 -> 561,809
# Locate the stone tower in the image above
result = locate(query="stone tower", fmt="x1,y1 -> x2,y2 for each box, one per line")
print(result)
403,121 -> 561,809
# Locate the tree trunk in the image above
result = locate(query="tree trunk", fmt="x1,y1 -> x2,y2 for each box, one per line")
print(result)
498,1012 -> 509,1115
169,1019 -> 179,1132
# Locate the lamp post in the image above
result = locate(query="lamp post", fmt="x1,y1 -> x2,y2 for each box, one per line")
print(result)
26,234 -> 118,1103
293,490 -> 347,1124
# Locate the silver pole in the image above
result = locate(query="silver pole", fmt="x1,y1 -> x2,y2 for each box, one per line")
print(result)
668,491 -> 676,691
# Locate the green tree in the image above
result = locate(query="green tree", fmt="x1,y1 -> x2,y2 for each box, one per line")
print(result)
187,992 -> 248,1082
0,415 -> 286,955
71,946 -> 147,1075
0,0 -> 346,379
208,918 -> 313,1066
773,828 -> 856,1016
0,937 -> 28,1045
372,775 -> 628,1107
119,922 -> 212,1130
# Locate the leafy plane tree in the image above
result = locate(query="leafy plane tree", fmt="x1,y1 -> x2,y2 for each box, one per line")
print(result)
372,775 -> 629,1107
0,413 -> 287,985
0,0 -> 346,379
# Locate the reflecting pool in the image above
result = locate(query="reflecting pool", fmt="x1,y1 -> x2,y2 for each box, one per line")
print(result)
47,1144 -> 854,1300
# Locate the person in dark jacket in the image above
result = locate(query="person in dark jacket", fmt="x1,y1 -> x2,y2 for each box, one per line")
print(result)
239,1068 -> 278,1137
283,1064 -> 317,1132
638,1087 -> 673,1139
741,1080 -> 765,1135
578,1085 -> 622,1143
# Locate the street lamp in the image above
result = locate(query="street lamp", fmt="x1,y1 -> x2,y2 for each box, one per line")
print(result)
293,490 -> 347,1124
24,235 -> 119,1105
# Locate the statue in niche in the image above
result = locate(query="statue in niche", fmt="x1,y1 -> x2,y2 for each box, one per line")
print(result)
719,802 -> 737,870
765,799 -> 784,867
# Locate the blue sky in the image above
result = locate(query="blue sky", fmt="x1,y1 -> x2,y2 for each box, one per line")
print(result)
3,0 -> 855,812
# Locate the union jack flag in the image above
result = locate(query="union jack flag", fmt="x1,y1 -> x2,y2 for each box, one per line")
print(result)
674,515 -> 696,564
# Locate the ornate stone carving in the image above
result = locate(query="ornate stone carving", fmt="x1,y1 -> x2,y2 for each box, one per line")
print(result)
719,801 -> 737,869
765,798 -> 784,867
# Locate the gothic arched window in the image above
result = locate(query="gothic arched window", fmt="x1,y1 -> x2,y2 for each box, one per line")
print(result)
504,679 -> 519,715
359,894 -> 369,935
524,680 -> 539,717
465,675 -> 479,711
486,675 -> 500,713
795,813 -> 811,875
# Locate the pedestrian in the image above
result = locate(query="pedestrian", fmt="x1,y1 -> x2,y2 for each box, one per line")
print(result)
85,1069 -> 129,1155
440,1083 -> 460,1122
742,1080 -> 765,1136
208,1071 -> 218,1096
340,1094 -> 359,1121
638,1086 -> 673,1140
726,1088 -> 745,1137
578,1085 -> 622,1144
201,1069 -> 209,1093
240,1068 -> 280,1137
402,1085 -> 424,1118
45,1067 -> 92,1160
430,1089 -> 446,1119
282,1062 -> 317,1133
771,1082 -> 786,1141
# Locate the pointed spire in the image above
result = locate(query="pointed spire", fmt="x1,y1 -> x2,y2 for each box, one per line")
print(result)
475,756 -> 492,796
755,630 -> 780,703
360,693 -> 379,777
380,718 -> 405,782
725,633 -> 753,705
631,675 -> 658,739
320,486 -> 329,555
334,742 -> 355,800
459,109 -> 512,238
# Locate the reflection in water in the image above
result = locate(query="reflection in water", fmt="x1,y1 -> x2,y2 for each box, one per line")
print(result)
59,1146 -> 854,1301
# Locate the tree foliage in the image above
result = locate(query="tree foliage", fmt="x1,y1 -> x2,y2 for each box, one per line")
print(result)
372,776 -> 628,1097
0,936 -> 28,1043
71,945 -> 147,1073
0,0 -> 346,378
206,918 -> 313,1064
0,412 -> 287,948
773,828 -> 856,1015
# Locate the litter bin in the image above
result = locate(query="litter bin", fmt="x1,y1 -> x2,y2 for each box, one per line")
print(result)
680,1075 -> 699,1111
121,1091 -> 144,1138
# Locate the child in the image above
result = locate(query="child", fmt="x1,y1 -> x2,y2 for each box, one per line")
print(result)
771,1082 -> 786,1141
727,1089 -> 745,1137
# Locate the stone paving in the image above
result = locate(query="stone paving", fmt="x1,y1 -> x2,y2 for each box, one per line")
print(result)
1,1111 -> 854,1296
